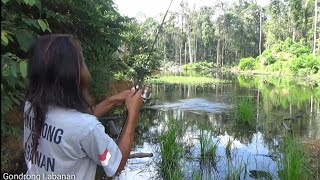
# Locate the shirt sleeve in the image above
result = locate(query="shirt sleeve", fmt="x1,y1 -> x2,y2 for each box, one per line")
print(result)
80,122 -> 122,177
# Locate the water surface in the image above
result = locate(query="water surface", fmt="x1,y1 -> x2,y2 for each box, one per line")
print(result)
98,74 -> 320,180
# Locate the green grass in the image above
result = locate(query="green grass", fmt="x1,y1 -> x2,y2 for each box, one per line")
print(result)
147,75 -> 224,86
192,171 -> 202,180
199,129 -> 219,161
159,119 -> 184,180
236,97 -> 256,126
279,136 -> 316,180
226,161 -> 248,180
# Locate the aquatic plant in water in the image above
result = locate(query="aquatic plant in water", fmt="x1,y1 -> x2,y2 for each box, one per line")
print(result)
278,136 -> 316,180
159,119 -> 184,180
199,129 -> 219,161
236,97 -> 256,126
226,159 -> 248,180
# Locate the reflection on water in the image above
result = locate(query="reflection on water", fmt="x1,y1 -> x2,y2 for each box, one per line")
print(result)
147,98 -> 229,114
98,75 -> 320,180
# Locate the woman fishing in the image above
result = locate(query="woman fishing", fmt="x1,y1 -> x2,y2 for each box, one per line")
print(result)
23,34 -> 143,179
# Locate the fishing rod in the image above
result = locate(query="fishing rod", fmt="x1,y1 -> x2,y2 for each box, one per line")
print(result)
113,0 -> 174,139
101,0 -> 174,141
134,0 -> 174,100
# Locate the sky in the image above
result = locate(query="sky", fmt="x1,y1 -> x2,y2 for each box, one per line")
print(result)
113,0 -> 270,19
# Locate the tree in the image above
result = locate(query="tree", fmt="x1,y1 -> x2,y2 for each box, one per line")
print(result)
289,0 -> 304,41
313,0 -> 318,56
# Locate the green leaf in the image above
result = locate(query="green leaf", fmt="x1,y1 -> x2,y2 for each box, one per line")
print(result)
29,0 -> 35,5
38,19 -> 47,32
10,63 -> 17,77
2,0 -> 10,4
19,61 -> 28,78
7,34 -> 14,42
17,81 -> 25,88
1,32 -> 9,46
22,18 -> 40,30
15,30 -> 36,52
2,66 -> 10,77
23,0 -> 35,6
47,27 -> 52,33
12,97 -> 20,105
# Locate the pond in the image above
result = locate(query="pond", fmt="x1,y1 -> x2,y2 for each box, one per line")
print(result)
97,74 -> 320,180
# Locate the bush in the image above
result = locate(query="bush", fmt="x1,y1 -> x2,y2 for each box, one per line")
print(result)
290,54 -> 319,75
273,38 -> 293,52
289,42 -> 312,56
259,49 -> 277,65
182,61 -> 213,73
239,57 -> 258,70
250,39 -> 317,76
267,61 -> 285,72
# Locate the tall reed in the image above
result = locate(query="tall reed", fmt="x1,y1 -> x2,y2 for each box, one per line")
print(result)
199,129 -> 219,161
159,119 -> 184,180
236,97 -> 256,126
279,136 -> 315,180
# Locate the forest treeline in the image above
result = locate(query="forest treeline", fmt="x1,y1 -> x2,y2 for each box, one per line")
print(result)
1,0 -> 319,173
1,0 -> 160,138
148,0 -> 319,68
1,0 -> 319,141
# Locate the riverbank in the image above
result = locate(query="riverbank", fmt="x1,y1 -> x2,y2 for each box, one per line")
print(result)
161,65 -> 320,87
146,75 -> 226,86
217,66 -> 320,86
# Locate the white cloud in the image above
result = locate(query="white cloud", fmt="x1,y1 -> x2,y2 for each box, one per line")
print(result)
113,0 -> 270,19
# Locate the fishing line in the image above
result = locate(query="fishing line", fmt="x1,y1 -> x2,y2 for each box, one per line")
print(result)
117,0 -> 174,140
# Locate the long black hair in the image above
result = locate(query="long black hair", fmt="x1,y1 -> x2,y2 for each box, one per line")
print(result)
25,34 -> 92,154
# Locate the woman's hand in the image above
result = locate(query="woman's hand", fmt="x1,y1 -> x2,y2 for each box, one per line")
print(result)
109,90 -> 131,105
116,88 -> 144,174
93,90 -> 130,118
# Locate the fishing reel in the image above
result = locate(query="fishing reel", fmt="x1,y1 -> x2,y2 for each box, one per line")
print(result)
133,66 -> 152,103
134,79 -> 151,103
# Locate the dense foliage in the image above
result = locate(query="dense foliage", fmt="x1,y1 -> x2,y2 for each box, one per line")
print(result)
116,18 -> 161,81
147,1 -> 263,67
1,0 -> 160,135
239,39 -> 320,76
137,0 -> 318,73
239,57 -> 258,70
237,0 -> 319,76
182,61 -> 213,73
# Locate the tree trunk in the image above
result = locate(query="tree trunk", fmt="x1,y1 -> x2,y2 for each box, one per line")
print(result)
174,33 -> 178,64
216,39 -> 220,66
303,3 -> 309,42
164,41 -> 166,65
188,31 -> 193,63
313,0 -> 318,56
259,6 -> 263,55
194,33 -> 197,63
184,42 -> 187,65
292,30 -> 295,42
179,45 -> 182,67
311,95 -> 313,113
221,37 -> 225,67
204,46 -> 207,61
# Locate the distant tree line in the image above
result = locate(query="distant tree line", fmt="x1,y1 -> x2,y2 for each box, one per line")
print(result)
143,0 -> 319,67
